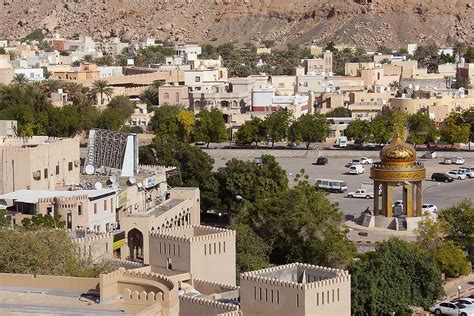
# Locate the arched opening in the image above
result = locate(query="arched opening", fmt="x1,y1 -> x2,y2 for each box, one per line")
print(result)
128,228 -> 144,262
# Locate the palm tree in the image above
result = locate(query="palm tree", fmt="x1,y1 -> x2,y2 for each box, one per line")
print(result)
140,87 -> 158,106
89,80 -> 114,106
65,82 -> 89,106
41,79 -> 64,96
11,73 -> 28,84
453,41 -> 467,62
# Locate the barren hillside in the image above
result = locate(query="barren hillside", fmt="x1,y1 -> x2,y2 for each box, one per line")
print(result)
1,0 -> 473,48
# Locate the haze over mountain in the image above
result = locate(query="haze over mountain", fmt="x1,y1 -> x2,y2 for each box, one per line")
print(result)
1,0 -> 473,48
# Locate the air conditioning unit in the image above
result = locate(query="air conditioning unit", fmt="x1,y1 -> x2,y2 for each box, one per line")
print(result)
74,160 -> 80,167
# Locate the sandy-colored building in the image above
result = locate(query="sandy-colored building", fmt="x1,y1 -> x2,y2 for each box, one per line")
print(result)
0,120 -> 17,137
0,188 -> 117,233
0,137 -> 80,194
270,75 -> 296,96
300,51 -> 333,76
390,94 -> 474,123
52,62 -> 101,81
240,263 -> 351,316
126,103 -> 153,129
159,84 -> 190,106
150,225 -> 236,286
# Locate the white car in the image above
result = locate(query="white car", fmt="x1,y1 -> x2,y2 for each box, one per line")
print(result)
454,157 -> 465,165
448,170 -> 467,180
422,203 -> 438,213
453,298 -> 474,306
347,189 -> 373,199
443,158 -> 453,164
359,157 -> 373,164
345,159 -> 361,167
348,165 -> 365,175
459,167 -> 474,178
430,301 -> 474,316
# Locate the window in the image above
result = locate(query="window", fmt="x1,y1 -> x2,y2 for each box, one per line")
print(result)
195,76 -> 201,82
104,200 -> 107,211
68,162 -> 73,171
78,204 -> 82,216
175,92 -> 180,102
94,203 -> 97,214
164,93 -> 169,99
254,287 -> 257,300
56,165 -> 60,175
204,244 -> 206,255
44,168 -> 48,179
111,198 -> 113,213
296,294 -> 299,307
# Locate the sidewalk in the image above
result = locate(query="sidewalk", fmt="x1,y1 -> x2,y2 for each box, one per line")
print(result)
444,273 -> 474,300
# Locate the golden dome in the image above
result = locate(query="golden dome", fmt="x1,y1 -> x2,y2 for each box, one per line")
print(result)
380,138 -> 416,165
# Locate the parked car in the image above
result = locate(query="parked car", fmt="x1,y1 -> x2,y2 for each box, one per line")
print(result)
314,156 -> 329,165
459,167 -> 474,178
345,159 -> 361,167
430,301 -> 474,316
253,157 -> 262,165
422,204 -> 438,213
348,165 -> 365,175
452,298 -> 474,306
431,172 -> 454,183
359,157 -> 373,164
447,170 -> 467,180
347,189 -> 374,199
454,157 -> 465,165
443,158 -> 453,165
422,151 -> 437,159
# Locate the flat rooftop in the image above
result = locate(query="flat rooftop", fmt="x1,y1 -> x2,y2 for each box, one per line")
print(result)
0,289 -> 128,315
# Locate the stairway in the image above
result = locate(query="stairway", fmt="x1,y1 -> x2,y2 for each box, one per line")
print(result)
397,218 -> 407,231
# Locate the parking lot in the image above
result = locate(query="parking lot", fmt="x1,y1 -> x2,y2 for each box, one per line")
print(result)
213,155 -> 474,216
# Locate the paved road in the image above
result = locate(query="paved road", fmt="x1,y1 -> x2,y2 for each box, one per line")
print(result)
214,155 -> 474,216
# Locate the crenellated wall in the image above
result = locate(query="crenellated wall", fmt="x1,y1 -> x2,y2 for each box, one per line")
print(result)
70,229 -> 114,261
179,294 -> 240,316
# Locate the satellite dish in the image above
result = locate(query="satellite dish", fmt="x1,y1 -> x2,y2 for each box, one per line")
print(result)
109,175 -> 116,183
137,183 -> 143,189
112,182 -> 119,189
85,165 -> 95,175
128,176 -> 137,185
94,182 -> 103,190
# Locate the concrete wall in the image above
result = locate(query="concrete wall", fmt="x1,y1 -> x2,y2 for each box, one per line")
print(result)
179,295 -> 239,316
0,273 -> 99,293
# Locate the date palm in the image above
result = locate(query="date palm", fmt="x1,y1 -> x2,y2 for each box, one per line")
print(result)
89,80 -> 114,105
65,82 -> 89,106
11,73 -> 28,84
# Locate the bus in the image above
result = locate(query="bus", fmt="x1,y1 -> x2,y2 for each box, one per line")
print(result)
315,179 -> 348,193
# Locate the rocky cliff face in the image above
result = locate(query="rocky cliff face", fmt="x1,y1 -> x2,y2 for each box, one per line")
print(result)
1,0 -> 473,48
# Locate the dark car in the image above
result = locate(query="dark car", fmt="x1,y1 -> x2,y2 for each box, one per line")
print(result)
431,172 -> 454,183
315,156 -> 329,165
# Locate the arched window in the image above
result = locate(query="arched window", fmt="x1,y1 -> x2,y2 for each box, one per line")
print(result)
175,92 -> 180,102
164,93 -> 169,99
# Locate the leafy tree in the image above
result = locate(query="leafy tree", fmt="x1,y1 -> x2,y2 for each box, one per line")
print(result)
325,107 -> 351,118
21,214 -> 65,229
12,73 -> 28,84
377,45 -> 393,55
351,238 -> 444,315
0,228 -> 115,277
239,178 -> 355,268
230,223 -> 271,276
465,46 -> 474,63
462,110 -> 474,150
345,119 -> 371,145
369,114 -> 394,144
22,29 -> 44,42
0,47 -> 6,55
96,96 -> 134,131
150,105 -> 180,139
264,109 -> 292,148
407,111 -> 439,147
440,111 -> 470,146
90,80 -> 114,105
413,44 -> 441,73
234,116 -> 266,147
195,108 -> 227,148
176,110 -> 195,143
0,209 -> 9,228
416,215 -> 470,277
289,113 -> 329,148
438,199 -> 474,262
139,139 -> 220,212
215,155 -> 288,214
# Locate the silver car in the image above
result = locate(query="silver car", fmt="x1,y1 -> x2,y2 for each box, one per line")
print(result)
429,301 -> 474,316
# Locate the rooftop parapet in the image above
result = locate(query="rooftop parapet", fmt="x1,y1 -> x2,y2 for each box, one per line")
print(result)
149,225 -> 235,243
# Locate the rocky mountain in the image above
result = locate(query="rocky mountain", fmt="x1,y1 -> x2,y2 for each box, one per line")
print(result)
1,0 -> 473,48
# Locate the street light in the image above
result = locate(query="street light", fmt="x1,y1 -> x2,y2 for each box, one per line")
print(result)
457,285 -> 462,299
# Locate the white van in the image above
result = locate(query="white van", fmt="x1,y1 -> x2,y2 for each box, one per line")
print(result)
336,136 -> 348,148
348,165 -> 365,175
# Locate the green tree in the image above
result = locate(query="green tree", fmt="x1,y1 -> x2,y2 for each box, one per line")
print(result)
150,105 -> 180,139
438,199 -> 474,262
64,82 -> 89,106
289,113 -> 329,148
407,111 -> 439,147
462,110 -> 474,150
325,107 -> 351,118
351,238 -> 444,315
264,109 -> 292,148
234,116 -> 266,147
21,213 -> 65,229
90,80 -> 114,105
0,47 -> 6,55
0,209 -> 9,228
369,115 -> 394,145
413,44 -> 441,73
344,119 -> 371,145
215,155 -> 288,214
12,73 -> 28,84
96,96 -> 134,131
0,228 -> 115,277
22,29 -> 44,42
140,87 -> 158,106
176,110 -> 195,143
377,45 -> 393,55
239,178 -> 355,268
230,223 -> 271,276
139,139 -> 220,212
440,111 -> 470,146
416,215 -> 470,277
195,108 -> 227,148
453,41 -> 468,62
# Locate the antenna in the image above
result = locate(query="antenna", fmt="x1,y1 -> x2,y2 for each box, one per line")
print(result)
84,164 -> 95,175
94,182 -> 103,190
